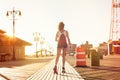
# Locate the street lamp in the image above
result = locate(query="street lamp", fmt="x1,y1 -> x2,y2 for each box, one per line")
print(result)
33,32 -> 40,57
40,36 -> 45,56
6,7 -> 21,60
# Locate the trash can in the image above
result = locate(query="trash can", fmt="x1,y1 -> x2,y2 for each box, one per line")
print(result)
90,49 -> 100,66
99,52 -> 103,59
98,50 -> 103,59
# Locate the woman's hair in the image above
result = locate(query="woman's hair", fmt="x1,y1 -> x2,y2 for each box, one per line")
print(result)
58,22 -> 64,31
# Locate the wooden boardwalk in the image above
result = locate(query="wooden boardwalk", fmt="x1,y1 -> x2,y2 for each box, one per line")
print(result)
27,57 -> 84,80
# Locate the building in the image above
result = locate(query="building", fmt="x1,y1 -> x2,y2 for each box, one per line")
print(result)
0,29 -> 32,61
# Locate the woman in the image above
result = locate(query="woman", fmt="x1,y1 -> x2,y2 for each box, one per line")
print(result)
53,22 -> 71,74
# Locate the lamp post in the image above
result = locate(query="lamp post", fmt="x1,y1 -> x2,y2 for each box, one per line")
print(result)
33,32 -> 40,58
40,36 -> 45,56
6,7 -> 21,60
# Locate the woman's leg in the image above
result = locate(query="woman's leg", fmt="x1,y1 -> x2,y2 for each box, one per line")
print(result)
53,48 -> 61,74
62,48 -> 67,73
55,48 -> 61,65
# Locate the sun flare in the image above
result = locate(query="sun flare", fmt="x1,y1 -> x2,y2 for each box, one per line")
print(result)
6,32 -> 13,38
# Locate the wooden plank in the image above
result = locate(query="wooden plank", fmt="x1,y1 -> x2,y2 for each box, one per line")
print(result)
27,57 -> 84,80
26,61 -> 53,80
66,62 -> 83,80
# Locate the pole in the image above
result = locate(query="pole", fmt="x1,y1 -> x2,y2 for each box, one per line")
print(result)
36,42 -> 38,57
12,9 -> 16,60
6,7 -> 21,60
33,32 -> 40,58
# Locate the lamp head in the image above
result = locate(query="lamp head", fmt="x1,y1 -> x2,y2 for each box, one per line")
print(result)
6,11 -> 9,16
19,11 -> 21,16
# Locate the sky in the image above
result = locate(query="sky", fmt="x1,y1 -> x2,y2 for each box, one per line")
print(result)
0,0 -> 112,54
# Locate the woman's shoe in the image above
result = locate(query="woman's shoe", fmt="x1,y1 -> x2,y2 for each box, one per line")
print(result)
62,67 -> 66,73
53,66 -> 58,74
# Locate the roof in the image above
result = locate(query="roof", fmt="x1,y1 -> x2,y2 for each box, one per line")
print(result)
0,29 -> 6,34
15,37 -> 32,46
0,29 -> 32,46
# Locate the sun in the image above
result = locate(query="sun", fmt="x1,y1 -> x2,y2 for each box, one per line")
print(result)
5,31 -> 13,38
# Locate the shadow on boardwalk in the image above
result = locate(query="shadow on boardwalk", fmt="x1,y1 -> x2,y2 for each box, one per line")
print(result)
0,56 -> 54,68
66,54 -> 120,80
0,56 -> 55,80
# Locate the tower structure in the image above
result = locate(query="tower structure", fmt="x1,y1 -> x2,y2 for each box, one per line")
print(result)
109,0 -> 120,41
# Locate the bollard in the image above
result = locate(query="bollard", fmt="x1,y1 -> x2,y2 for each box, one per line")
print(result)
75,47 -> 86,67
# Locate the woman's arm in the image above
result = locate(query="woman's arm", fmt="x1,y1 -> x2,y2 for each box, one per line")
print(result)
66,30 -> 71,45
55,31 -> 59,42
